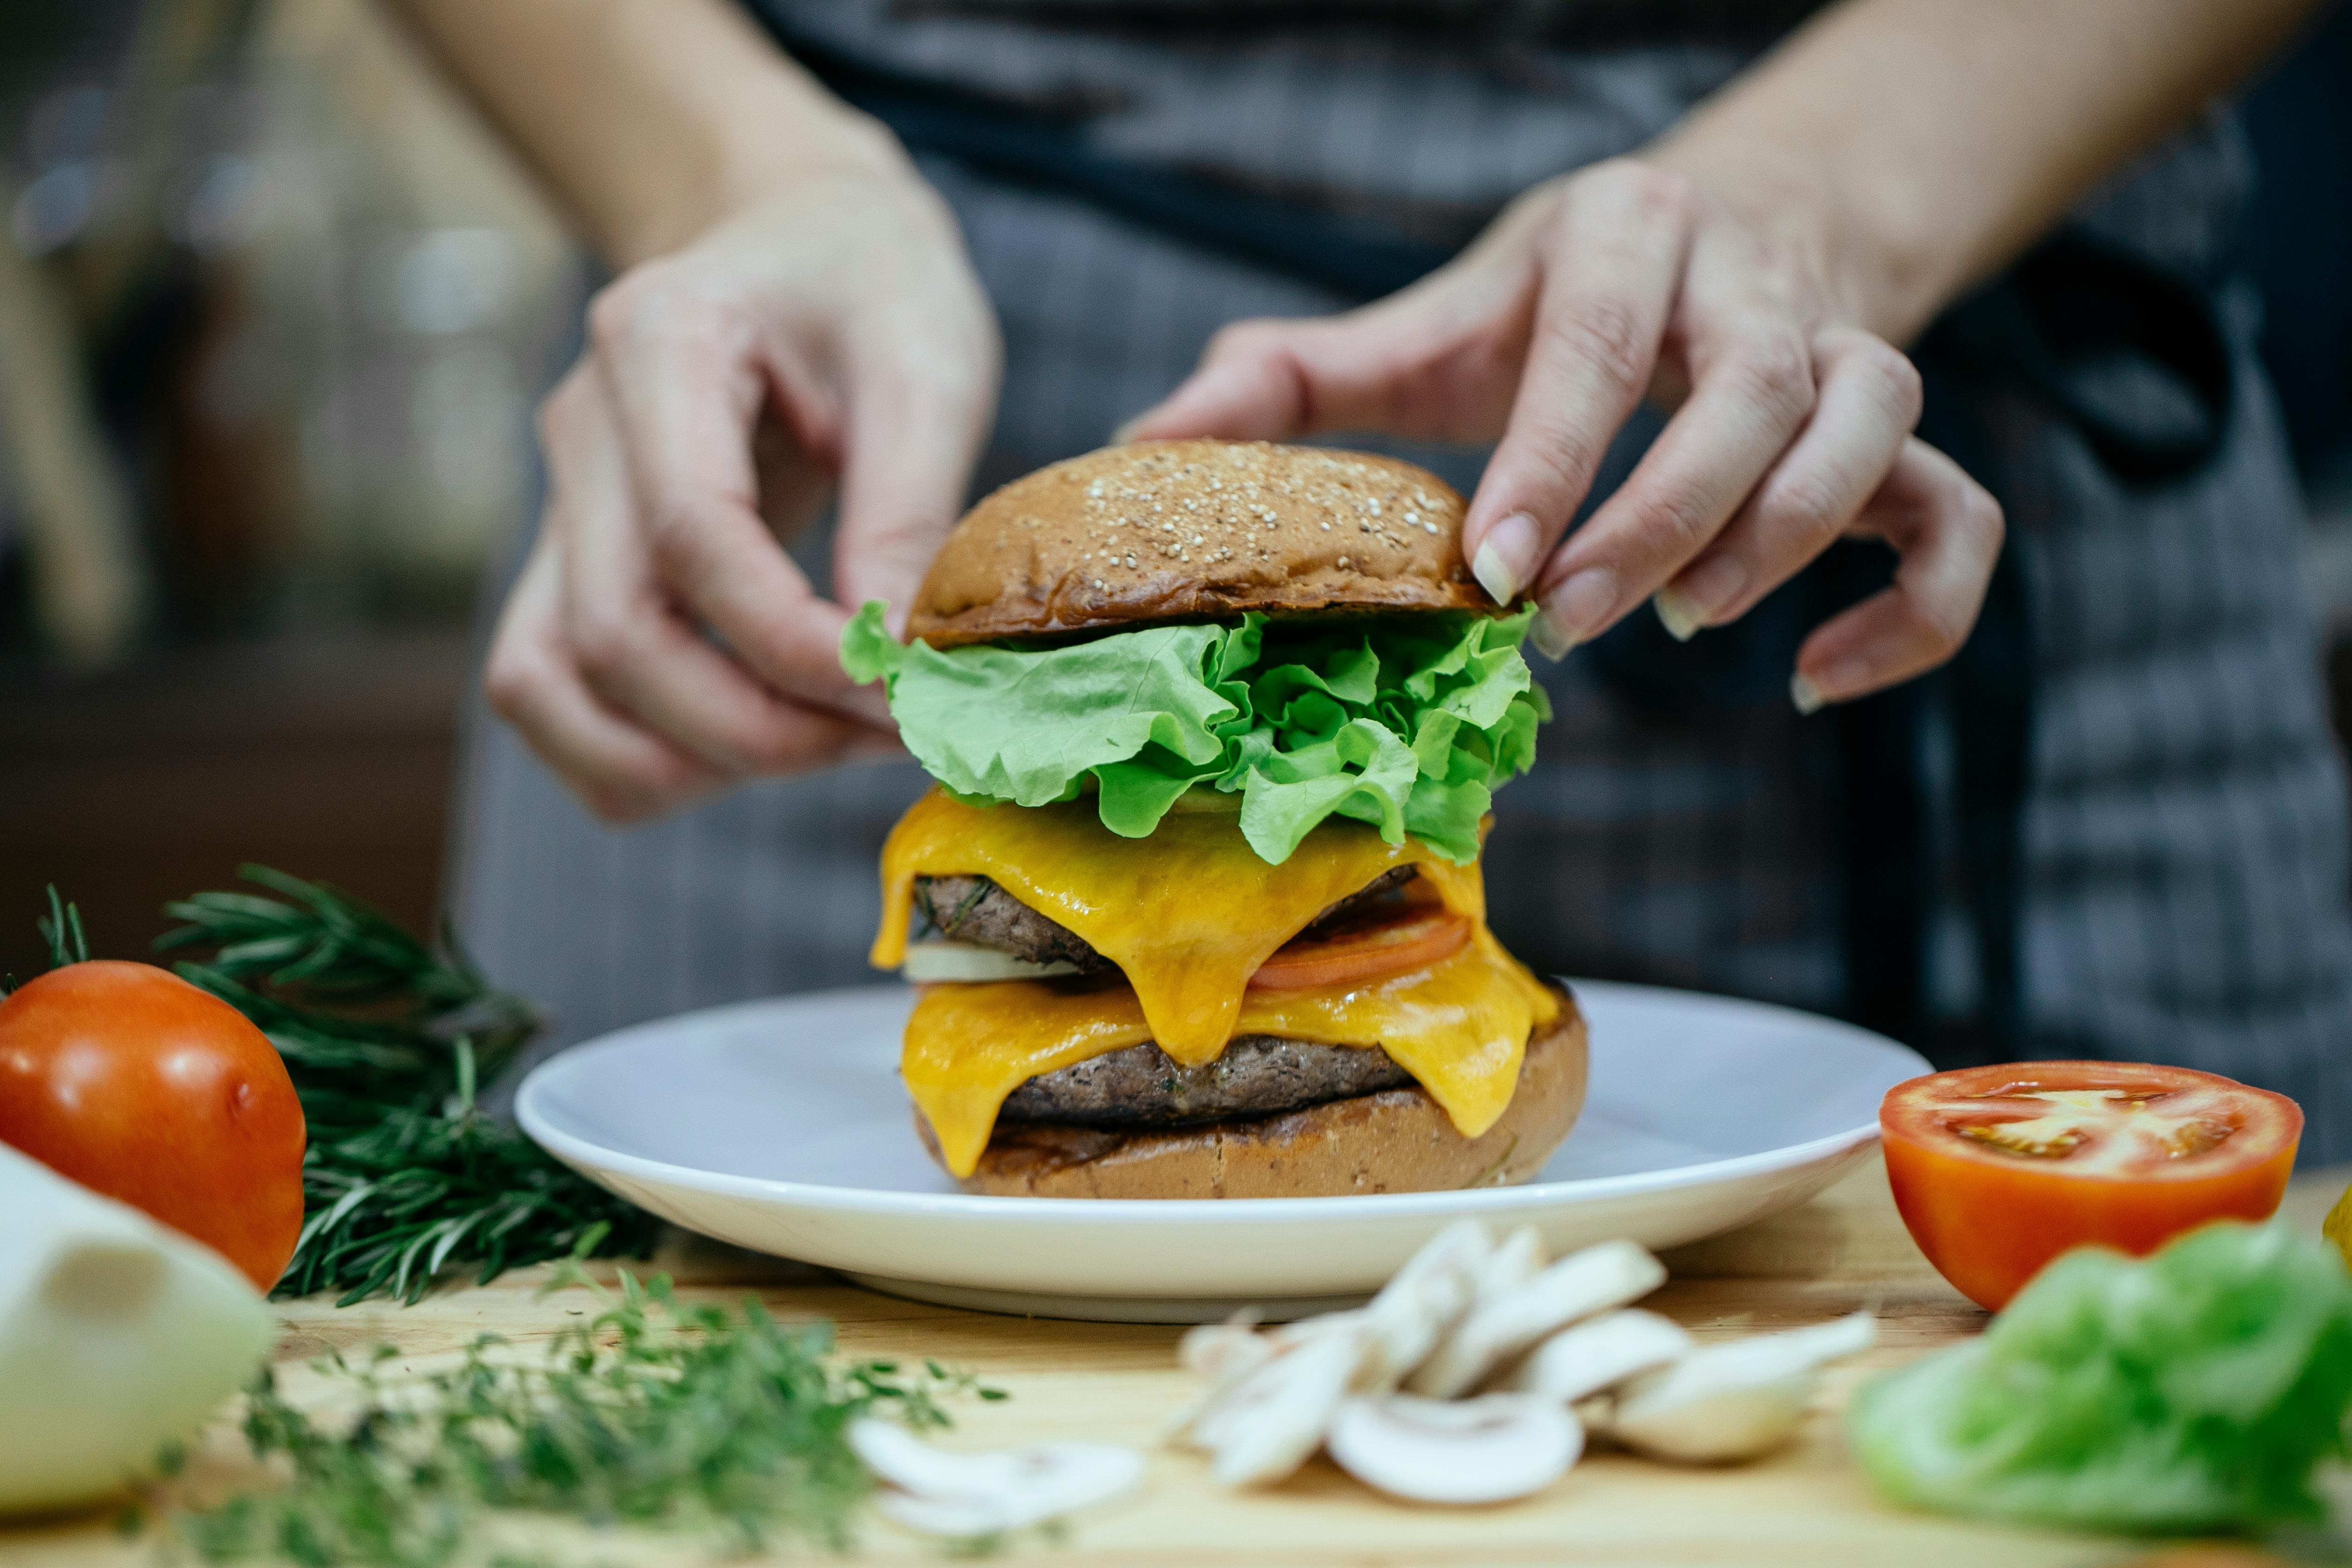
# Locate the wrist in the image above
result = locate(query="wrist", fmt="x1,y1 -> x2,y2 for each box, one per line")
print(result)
617,95 -> 913,265
1642,129 -> 1956,348
1641,134 -> 1940,346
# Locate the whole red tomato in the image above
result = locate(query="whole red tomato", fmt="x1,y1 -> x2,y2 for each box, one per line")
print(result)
1882,1061 -> 2299,1311
0,961 -> 306,1291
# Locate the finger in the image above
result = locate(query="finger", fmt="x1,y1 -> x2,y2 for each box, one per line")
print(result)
545,369 -> 886,775
1791,438 -> 2004,710
1462,161 -> 1695,612
832,322 -> 998,626
585,268 -> 884,723
481,531 -> 727,824
1118,267 -> 1529,447
1652,328 -> 1922,637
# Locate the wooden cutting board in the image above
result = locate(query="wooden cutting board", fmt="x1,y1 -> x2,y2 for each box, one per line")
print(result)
6,1154 -> 2332,1568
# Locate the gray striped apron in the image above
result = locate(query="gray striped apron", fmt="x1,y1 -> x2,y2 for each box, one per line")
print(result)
453,1 -> 2352,1161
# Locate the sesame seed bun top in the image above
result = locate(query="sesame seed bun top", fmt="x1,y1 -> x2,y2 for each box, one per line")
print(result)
904,441 -> 1492,648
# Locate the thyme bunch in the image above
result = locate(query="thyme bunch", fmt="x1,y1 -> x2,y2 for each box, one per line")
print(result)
156,866 -> 661,1304
177,1269 -> 997,1566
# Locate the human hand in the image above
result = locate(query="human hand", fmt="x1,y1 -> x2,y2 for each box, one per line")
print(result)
485,159 -> 1001,821
1126,158 -> 2001,709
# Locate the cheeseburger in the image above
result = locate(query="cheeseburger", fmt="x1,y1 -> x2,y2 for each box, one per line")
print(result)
841,440 -> 1584,1198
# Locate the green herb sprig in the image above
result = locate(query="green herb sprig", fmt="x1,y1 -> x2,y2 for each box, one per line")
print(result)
38,884 -> 91,968
156,866 -> 661,1305
176,1268 -> 1000,1566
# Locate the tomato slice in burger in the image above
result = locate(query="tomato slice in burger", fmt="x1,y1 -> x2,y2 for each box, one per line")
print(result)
1881,1061 -> 2301,1311
1249,907 -> 1471,991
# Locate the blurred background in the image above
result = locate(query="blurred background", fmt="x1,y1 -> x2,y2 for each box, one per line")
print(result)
0,0 -> 579,978
0,0 -> 2348,981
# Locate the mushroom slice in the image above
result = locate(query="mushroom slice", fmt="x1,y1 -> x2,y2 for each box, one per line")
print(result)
1356,1222 -> 1492,1391
1408,1239 -> 1667,1399
1601,1311 -> 1877,1464
1193,1320 -> 1367,1486
1471,1225 -> 1545,1305
1507,1309 -> 1692,1404
1325,1393 -> 1582,1505
1179,1312 -> 1274,1388
848,1419 -> 1144,1537
1267,1306 -> 1368,1351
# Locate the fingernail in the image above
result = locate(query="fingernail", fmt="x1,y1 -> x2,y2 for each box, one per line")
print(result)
1527,612 -> 1575,662
1538,567 -> 1618,651
1672,555 -> 1749,625
1791,672 -> 1826,715
1470,513 -> 1540,605
1111,415 -> 1147,445
1653,587 -> 1704,643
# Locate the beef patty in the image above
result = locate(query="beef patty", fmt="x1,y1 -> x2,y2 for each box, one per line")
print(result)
912,865 -> 1418,973
917,864 -> 1429,1125
999,1033 -> 1414,1127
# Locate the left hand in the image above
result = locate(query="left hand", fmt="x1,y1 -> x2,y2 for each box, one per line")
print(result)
1124,158 -> 2002,709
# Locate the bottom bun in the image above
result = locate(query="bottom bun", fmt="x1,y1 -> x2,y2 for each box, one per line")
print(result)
918,986 -> 1587,1199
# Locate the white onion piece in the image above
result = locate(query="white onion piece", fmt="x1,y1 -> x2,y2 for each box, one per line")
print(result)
0,1143 -> 273,1515
900,942 -> 1080,983
1326,1393 -> 1582,1504
848,1419 -> 1142,1536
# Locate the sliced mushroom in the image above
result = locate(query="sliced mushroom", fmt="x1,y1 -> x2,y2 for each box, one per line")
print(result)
1408,1240 -> 1667,1399
1507,1309 -> 1692,1404
1355,1220 -> 1492,1391
1600,1311 -> 1877,1464
1191,1319 -> 1368,1486
1179,1312 -> 1274,1389
1325,1393 -> 1583,1505
848,1419 -> 1144,1536
1472,1225 -> 1544,1304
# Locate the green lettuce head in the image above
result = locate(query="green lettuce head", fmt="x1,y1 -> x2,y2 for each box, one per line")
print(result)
1848,1220 -> 2352,1537
840,601 -> 1550,865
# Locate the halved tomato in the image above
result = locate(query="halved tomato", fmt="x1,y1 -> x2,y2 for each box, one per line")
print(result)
1881,1061 -> 2301,1311
1248,907 -> 1470,991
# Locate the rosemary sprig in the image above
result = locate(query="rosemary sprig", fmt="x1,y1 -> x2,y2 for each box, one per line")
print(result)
39,884 -> 91,968
156,866 -> 661,1305
174,1268 -> 999,1566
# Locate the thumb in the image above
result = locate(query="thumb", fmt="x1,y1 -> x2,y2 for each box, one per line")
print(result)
1120,318 -> 1317,442
1121,276 -> 1517,447
832,343 -> 996,631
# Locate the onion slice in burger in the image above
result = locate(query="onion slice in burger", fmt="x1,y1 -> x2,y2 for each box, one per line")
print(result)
1249,909 -> 1471,992
901,941 -> 1082,984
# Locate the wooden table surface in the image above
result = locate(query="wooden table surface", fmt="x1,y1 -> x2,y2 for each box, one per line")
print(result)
9,1154 -> 2337,1568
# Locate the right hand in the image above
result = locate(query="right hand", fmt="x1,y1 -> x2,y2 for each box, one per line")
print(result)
485,154 -> 1001,822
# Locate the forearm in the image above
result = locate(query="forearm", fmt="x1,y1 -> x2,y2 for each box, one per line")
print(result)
1648,0 -> 2322,343
384,0 -> 900,264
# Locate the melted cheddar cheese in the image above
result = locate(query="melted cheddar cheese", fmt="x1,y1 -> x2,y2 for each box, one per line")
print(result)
904,930 -> 1559,1176
875,789 -> 1483,1062
874,789 -> 1559,1179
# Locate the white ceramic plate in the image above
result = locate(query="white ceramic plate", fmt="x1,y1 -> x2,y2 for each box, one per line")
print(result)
517,981 -> 1925,1322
